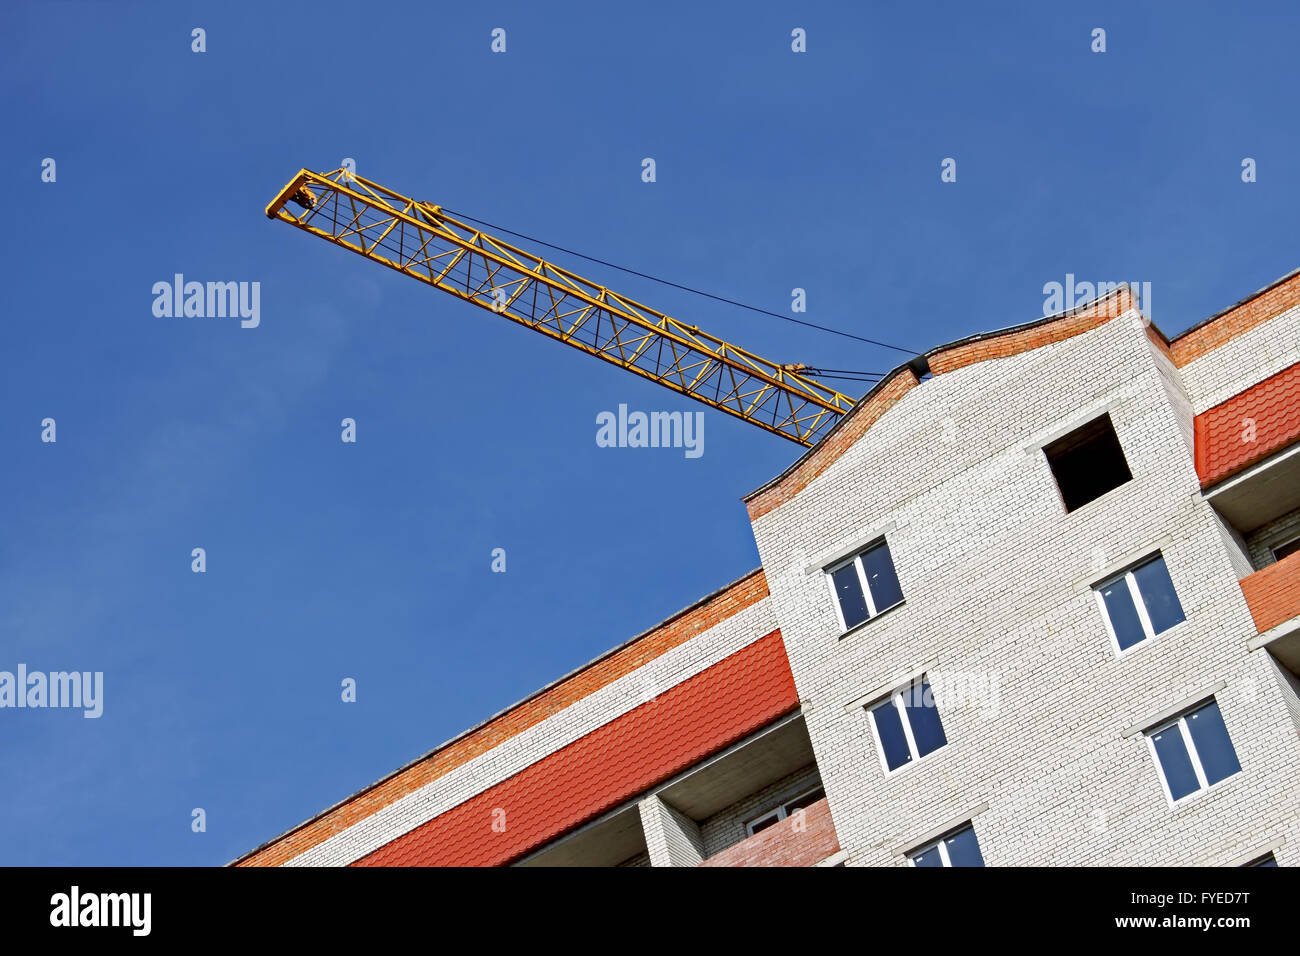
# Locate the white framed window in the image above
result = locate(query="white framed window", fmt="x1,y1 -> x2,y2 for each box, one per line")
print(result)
1145,698 -> 1242,805
824,539 -> 904,632
744,785 -> 826,836
1094,553 -> 1186,653
907,823 -> 985,867
866,677 -> 947,774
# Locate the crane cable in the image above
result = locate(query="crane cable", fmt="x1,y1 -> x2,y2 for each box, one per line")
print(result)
312,196 -> 896,391
439,206 -> 916,371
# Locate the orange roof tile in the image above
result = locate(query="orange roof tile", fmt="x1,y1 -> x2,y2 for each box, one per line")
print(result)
1194,362 -> 1300,487
354,630 -> 798,866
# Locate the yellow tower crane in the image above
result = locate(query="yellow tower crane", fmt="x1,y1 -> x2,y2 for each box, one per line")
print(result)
266,168 -> 860,447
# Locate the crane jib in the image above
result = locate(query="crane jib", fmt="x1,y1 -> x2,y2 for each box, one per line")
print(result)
266,168 -> 856,447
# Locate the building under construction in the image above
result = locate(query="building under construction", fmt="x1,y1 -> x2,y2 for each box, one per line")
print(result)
235,170 -> 1300,867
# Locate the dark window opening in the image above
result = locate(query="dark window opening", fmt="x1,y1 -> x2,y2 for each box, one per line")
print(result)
744,784 -> 826,837
1043,414 -> 1132,512
1273,537 -> 1300,562
783,787 -> 825,815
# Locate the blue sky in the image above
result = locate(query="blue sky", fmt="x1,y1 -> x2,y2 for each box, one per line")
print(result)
1,1 -> 1296,865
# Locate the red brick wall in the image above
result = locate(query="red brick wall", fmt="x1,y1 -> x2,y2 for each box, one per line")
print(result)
1239,551 -> 1300,634
235,568 -> 770,866
1145,322 -> 1174,359
699,797 -> 839,867
929,287 -> 1135,376
1171,270 -> 1300,368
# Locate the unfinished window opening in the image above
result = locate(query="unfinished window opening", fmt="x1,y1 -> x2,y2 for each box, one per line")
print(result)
1043,413 -> 1132,512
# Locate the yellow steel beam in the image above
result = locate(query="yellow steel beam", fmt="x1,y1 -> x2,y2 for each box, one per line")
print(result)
266,168 -> 855,446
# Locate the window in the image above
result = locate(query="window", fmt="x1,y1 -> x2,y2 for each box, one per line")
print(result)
908,823 -> 985,867
1273,536 -> 1300,562
1095,553 -> 1186,652
1145,698 -> 1242,803
1043,414 -> 1132,512
1243,852 -> 1278,867
825,540 -> 904,631
867,677 -> 947,773
744,785 -> 826,836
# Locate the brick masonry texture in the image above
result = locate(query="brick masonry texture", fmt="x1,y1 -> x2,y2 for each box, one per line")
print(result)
1272,661 -> 1300,740
748,304 -> 1300,866
1176,302 -> 1300,414
1170,269 -> 1300,368
1194,361 -> 1300,487
1239,551 -> 1300,634
1247,511 -> 1300,568
928,286 -> 1135,376
699,797 -> 839,867
746,288 -> 1137,523
640,794 -> 705,866
746,371 -> 920,522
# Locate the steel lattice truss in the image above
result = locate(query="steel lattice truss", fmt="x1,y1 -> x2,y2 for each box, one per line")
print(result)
266,168 -> 855,446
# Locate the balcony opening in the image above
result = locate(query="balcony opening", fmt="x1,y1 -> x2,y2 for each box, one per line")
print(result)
659,715 -> 839,867
1203,442 -> 1300,562
1262,645 -> 1300,740
515,713 -> 837,867
514,803 -> 647,867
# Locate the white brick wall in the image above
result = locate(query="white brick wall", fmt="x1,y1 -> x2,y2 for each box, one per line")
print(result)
1179,305 -> 1300,413
751,309 -> 1300,867
640,794 -> 705,866
1211,507 -> 1257,580
1268,655 -> 1300,741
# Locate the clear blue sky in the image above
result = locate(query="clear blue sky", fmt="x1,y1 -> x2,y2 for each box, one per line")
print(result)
1,1 -> 1296,865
